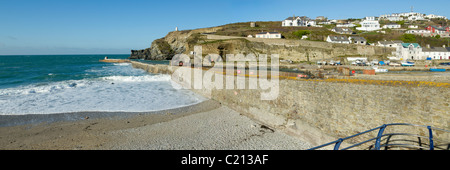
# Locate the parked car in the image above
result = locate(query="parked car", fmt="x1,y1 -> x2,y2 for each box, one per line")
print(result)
439,62 -> 450,66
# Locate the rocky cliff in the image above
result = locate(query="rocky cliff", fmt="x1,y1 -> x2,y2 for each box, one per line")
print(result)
129,27 -> 222,60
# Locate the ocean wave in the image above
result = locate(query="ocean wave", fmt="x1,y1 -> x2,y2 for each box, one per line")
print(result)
112,63 -> 131,66
101,74 -> 171,82
0,74 -> 205,115
0,80 -> 88,96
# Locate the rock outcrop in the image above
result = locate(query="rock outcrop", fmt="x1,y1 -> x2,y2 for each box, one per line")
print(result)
129,27 -> 222,60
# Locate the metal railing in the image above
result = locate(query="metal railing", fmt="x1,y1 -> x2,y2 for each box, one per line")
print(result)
309,123 -> 450,150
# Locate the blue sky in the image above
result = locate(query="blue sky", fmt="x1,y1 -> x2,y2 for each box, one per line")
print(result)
0,0 -> 449,55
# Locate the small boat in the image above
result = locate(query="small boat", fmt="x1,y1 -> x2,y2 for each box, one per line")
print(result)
401,61 -> 415,67
373,66 -> 388,73
430,68 -> 446,72
389,62 -> 400,67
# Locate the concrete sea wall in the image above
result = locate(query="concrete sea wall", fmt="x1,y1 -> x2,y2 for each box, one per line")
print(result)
131,61 -> 449,148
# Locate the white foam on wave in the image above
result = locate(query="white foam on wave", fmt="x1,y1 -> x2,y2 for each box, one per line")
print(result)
102,74 -> 171,82
112,63 -> 131,66
0,74 -> 206,115
0,80 -> 88,96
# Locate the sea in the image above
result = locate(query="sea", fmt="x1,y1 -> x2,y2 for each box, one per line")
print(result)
0,54 -> 206,115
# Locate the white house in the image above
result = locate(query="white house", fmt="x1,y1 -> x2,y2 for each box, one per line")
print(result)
377,40 -> 403,48
356,17 -> 381,31
394,43 -> 422,60
405,29 -> 430,34
394,12 -> 424,17
382,23 -> 401,29
421,46 -> 450,60
282,16 -> 300,26
331,27 -> 353,34
326,35 -> 350,44
425,14 -> 447,20
255,32 -> 281,39
408,15 -> 427,21
408,25 -> 418,29
349,36 -> 367,45
380,14 -> 403,21
386,16 -> 403,21
282,16 -> 317,27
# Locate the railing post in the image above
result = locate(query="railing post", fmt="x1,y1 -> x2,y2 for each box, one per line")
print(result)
427,126 -> 434,150
374,124 -> 387,150
384,134 -> 393,150
334,138 -> 343,150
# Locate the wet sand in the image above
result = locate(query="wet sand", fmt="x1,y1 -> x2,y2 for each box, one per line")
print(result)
0,100 -> 312,150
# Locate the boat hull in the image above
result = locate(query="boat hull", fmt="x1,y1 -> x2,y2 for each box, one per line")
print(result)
401,63 -> 414,66
430,68 -> 446,72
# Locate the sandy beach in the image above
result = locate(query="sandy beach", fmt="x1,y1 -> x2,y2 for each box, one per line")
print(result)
0,100 -> 312,150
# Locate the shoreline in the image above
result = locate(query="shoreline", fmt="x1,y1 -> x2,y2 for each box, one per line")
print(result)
0,100 -> 313,150
0,101 -> 210,127
0,100 -> 220,149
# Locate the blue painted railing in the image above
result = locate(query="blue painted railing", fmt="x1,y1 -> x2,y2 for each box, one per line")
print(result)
309,123 -> 450,150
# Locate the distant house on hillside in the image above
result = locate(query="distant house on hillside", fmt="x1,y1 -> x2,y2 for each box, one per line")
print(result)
255,32 -> 281,39
405,29 -> 431,35
349,36 -> 367,45
382,23 -> 401,29
316,16 -> 326,21
356,17 -> 381,31
408,15 -> 427,21
326,35 -> 350,44
426,26 -> 450,34
331,27 -> 353,34
425,14 -> 447,20
282,15 -> 316,27
379,15 -> 403,21
377,40 -> 403,48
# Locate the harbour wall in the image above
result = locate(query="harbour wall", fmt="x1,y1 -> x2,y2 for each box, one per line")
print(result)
131,61 -> 449,148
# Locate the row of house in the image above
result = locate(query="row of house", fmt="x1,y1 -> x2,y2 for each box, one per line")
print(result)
426,26 -> 450,34
326,35 -> 367,45
379,41 -> 450,60
403,25 -> 450,37
254,32 -> 281,39
379,12 -> 447,22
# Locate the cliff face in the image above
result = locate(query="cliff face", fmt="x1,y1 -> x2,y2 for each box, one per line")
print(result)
130,26 -> 395,62
129,27 -> 222,60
